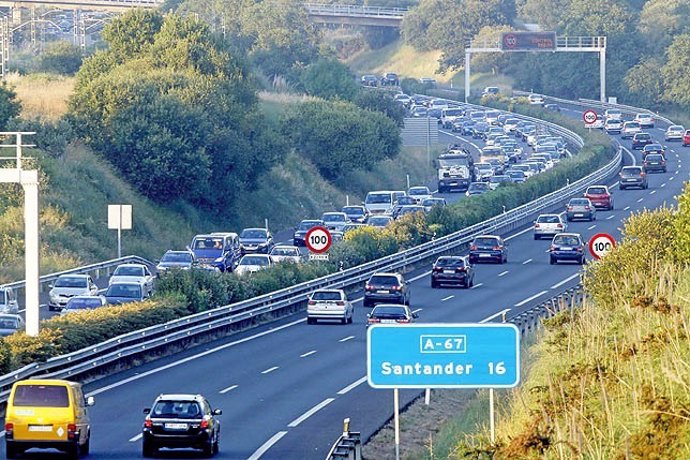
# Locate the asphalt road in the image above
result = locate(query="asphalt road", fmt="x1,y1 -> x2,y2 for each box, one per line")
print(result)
6,103 -> 679,459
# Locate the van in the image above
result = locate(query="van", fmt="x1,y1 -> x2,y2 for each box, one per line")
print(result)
364,191 -> 395,215
5,379 -> 94,459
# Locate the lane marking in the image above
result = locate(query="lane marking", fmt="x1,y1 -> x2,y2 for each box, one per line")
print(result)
624,206 -> 630,210
441,295 -> 455,302
637,198 -> 644,203
587,225 -> 596,230
505,226 -> 533,241
337,376 -> 367,395
409,271 -> 432,282
129,433 -> 143,442
470,283 -> 483,290
515,290 -> 548,307
480,308 -> 511,323
87,318 -> 307,397
339,336 -> 355,343
248,431 -> 289,460
522,259 -> 532,265
606,215 -> 615,220
612,181 -> 620,187
261,366 -> 279,375
300,350 -> 317,358
650,190 -> 656,195
675,171 -> 679,175
670,176 -> 675,181
498,270 -> 509,277
412,308 -> 423,314
622,147 -> 636,165
219,384 -> 239,394
551,273 -> 581,290
661,183 -> 666,188
287,398 -> 335,428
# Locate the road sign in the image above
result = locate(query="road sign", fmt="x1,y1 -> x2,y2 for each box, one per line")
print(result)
309,253 -> 329,261
305,226 -> 332,254
501,32 -> 556,51
367,324 -> 520,389
583,109 -> 598,125
589,233 -> 616,260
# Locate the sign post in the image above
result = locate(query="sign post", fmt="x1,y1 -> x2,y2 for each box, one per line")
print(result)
368,324 -> 520,454
589,232 -> 616,260
583,109 -> 598,133
305,225 -> 332,261
108,204 -> 132,258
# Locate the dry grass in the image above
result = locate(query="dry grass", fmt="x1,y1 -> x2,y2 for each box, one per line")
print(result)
6,72 -> 74,120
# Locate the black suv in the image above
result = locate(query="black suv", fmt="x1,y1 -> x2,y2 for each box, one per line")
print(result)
431,256 -> 475,288
632,132 -> 653,150
643,153 -> 667,173
364,273 -> 410,307
143,394 -> 222,457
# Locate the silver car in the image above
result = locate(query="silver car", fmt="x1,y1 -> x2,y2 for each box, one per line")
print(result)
566,198 -> 596,222
307,289 -> 354,324
0,314 -> 23,337
321,212 -> 349,233
269,245 -> 302,264
0,287 -> 18,314
533,214 -> 568,240
48,274 -> 99,311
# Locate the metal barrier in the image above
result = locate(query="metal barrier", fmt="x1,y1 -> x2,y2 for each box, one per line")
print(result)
303,3 -> 407,18
326,418 -> 362,460
0,105 -> 621,403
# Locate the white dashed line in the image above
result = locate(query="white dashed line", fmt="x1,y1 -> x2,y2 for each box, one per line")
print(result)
339,336 -> 355,343
409,271 -> 432,282
637,198 -> 644,203
551,273 -> 581,290
287,398 -> 335,428
515,290 -> 548,307
606,215 -> 615,220
498,270 -> 509,277
470,283 -> 483,290
624,206 -> 630,210
220,384 -> 238,394
522,259 -> 532,265
505,227 -> 534,241
650,190 -> 656,195
670,176 -> 675,180
248,431 -> 289,460
441,295 -> 455,301
676,171 -> 679,175
337,376 -> 367,395
587,224 -> 596,230
479,308 -> 511,323
661,183 -> 666,187
261,366 -> 279,375
300,350 -> 317,358
129,433 -> 143,443
412,308 -> 423,314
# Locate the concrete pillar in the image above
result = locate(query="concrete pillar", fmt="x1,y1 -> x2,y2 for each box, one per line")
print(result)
599,48 -> 606,103
22,171 -> 40,337
464,50 -> 471,103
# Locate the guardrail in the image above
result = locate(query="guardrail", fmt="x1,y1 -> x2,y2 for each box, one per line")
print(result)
0,106 -> 620,403
326,418 -> 362,460
303,3 -> 407,17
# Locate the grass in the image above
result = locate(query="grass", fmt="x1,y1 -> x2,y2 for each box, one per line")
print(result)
6,72 -> 74,120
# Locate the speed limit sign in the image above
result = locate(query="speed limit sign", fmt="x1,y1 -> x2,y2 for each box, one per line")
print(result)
583,109 -> 598,125
588,233 -> 616,260
305,226 -> 332,254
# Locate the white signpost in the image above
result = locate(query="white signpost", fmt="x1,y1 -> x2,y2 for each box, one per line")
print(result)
108,204 -> 132,258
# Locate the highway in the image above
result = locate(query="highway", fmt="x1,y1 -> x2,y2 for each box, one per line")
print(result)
1,101 -> 681,459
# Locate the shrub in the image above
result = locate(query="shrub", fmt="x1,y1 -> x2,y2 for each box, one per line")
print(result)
39,42 -> 83,75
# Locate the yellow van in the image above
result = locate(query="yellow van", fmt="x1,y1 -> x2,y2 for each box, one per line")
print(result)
4,379 -> 94,459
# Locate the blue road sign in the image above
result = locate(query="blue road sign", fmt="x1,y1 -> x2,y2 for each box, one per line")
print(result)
367,324 -> 520,389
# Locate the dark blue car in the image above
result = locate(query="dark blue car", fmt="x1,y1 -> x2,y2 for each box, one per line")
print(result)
549,233 -> 585,265
469,235 -> 507,264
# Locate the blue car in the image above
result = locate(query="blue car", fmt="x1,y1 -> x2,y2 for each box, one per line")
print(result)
549,233 -> 585,265
105,282 -> 147,305
469,235 -> 507,264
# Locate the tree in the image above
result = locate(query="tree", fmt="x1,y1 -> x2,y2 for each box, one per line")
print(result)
300,58 -> 359,100
638,0 -> 690,55
101,9 -> 164,60
661,34 -> 690,105
0,84 -> 21,130
39,42 -> 83,75
624,58 -> 664,107
470,25 -> 514,74
354,90 -> 406,126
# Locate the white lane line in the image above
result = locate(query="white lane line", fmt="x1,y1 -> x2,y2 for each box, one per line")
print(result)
287,398 -> 336,428
352,296 -> 364,304
441,295 -> 455,302
470,283 -> 483,290
300,350 -> 317,358
606,215 -> 615,220
514,290 -> 548,307
261,366 -> 279,375
622,147 -> 636,165
637,198 -> 644,203
505,226 -> 533,241
409,271 -> 432,282
662,183 -> 666,187
624,206 -> 630,210
612,181 -> 620,187
522,259 -> 532,265
480,308 -> 511,323
498,270 -> 509,277
670,176 -> 675,180
650,190 -> 656,195
551,273 -> 581,290
412,308 -> 423,314
87,318 -> 306,397
339,335 -> 355,343
337,376 -> 367,395
248,431 -> 289,460
129,433 -> 143,442
219,384 -> 239,394
587,224 -> 596,230
676,170 -> 679,175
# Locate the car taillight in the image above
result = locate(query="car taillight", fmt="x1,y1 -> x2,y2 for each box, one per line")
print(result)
567,206 -> 573,211
534,224 -> 540,228
144,418 -> 152,429
67,423 -> 78,441
470,245 -> 477,250
365,284 -> 374,291
200,419 -> 209,430
432,267 -> 442,272
549,245 -> 556,251
5,423 -> 13,438
576,247 -> 583,252
493,246 -> 502,250
557,224 -> 563,228
391,285 -> 402,291
308,300 -> 315,305
456,267 -> 467,272
641,172 -> 646,177
336,301 -> 345,306
584,206 -> 590,211
368,318 -> 380,323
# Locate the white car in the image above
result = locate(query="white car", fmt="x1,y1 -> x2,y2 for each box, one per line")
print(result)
586,114 -> 604,129
407,186 -> 432,203
60,295 -> 107,316
533,214 -> 567,240
48,274 -> 99,311
604,119 -> 623,134
665,125 -> 685,141
485,110 -> 501,125
474,163 -> 494,181
604,108 -> 623,120
528,94 -> 544,105
510,164 -> 534,178
488,175 -> 511,190
321,212 -> 349,233
109,263 -> 154,296
634,113 -> 655,128
503,118 -> 520,133
621,121 -> 641,139
307,289 -> 354,324
269,245 -> 302,264
235,254 -> 273,276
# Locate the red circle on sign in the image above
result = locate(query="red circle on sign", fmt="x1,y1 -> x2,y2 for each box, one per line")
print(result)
305,226 -> 332,254
503,33 -> 517,49
588,233 -> 616,260
583,109 -> 598,125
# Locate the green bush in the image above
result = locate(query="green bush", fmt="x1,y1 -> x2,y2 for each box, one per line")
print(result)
39,42 -> 83,75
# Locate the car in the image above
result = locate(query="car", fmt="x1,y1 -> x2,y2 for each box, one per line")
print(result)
156,250 -> 196,274
60,295 -> 107,315
472,121 -> 490,139
544,103 -> 561,112
604,108 -> 623,120
503,118 -> 520,133
363,272 -> 410,307
634,113 -> 655,128
190,233 -> 241,272
104,282 -> 148,305
48,274 -> 99,311
454,119 -> 474,134
643,153 -> 667,173
474,163 -> 494,181
566,197 -> 596,222
484,110 -> 501,125
549,233 -> 586,265
293,219 -> 324,246
506,169 -> 527,183
665,125 -> 685,141
0,313 -> 23,337
430,256 -> 475,288
307,289 -> 354,324
482,86 -> 500,97
381,72 -> 399,86
427,108 -> 443,122
361,74 -> 378,87
533,214 -> 567,240
342,205 -> 368,224
411,106 -> 428,118
528,94 -> 545,105
510,164 -> 533,178
239,228 -> 273,254
604,119 -> 623,134
142,394 -> 221,457
343,223 -> 366,234
684,130 -> 690,147
5,379 -> 95,459
366,304 -> 418,327
632,132 -> 653,150
421,197 -> 447,212
234,254 -> 273,276
390,195 -> 418,217
109,263 -> 154,296
367,215 -> 393,228
0,287 -> 18,314
269,245 -> 302,264
621,121 -> 642,139
586,114 -> 605,129
642,144 -> 665,159
488,175 -> 511,190
395,205 -> 426,219
466,182 -> 490,196
407,186 -> 432,203
469,235 -> 507,264
619,166 -> 648,189
321,212 -> 349,233
394,93 -> 411,106
364,191 -> 395,215
584,185 -> 614,210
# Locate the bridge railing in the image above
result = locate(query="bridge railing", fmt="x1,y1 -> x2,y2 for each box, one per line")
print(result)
303,3 -> 407,17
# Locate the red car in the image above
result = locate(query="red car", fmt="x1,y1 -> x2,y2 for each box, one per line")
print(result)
584,185 -> 614,210
684,130 -> 690,147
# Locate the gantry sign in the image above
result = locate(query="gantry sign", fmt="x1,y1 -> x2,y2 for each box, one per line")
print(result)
465,32 -> 607,103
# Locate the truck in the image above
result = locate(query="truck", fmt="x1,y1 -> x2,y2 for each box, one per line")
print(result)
189,232 -> 241,272
437,152 -> 474,193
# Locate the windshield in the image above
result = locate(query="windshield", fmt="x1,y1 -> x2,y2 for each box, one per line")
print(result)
587,187 -> 607,195
298,221 -> 320,231
0,317 -> 18,329
55,276 -> 88,288
369,216 -> 391,226
311,291 -> 343,301
271,247 -> 298,256
13,384 -> 69,408
444,109 -> 463,116
439,158 -> 468,167
161,252 -> 192,263
66,298 -> 103,309
435,257 -> 464,267
537,215 -> 561,223
569,199 -> 589,206
343,207 -> 364,215
646,155 -> 663,161
469,183 -> 489,191
635,133 -> 651,139
372,306 -> 407,318
366,193 -> 392,204
240,256 -> 270,266
622,167 -> 642,175
369,275 -> 400,286
476,164 -> 492,171
474,237 -> 499,245
113,266 -> 145,277
626,122 -> 640,128
554,235 -> 582,246
151,401 -> 203,419
323,213 -> 346,222
192,237 -> 225,250
508,171 -> 525,178
408,188 -> 428,195
241,229 -> 267,239
106,284 -> 141,298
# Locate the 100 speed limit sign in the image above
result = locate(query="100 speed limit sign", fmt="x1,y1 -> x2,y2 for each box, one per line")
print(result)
305,226 -> 332,254
583,109 -> 598,125
589,233 -> 616,260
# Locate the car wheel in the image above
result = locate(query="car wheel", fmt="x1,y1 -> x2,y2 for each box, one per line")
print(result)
213,432 -> 220,455
431,279 -> 438,289
534,234 -> 540,240
202,439 -> 214,458
550,256 -> 556,265
65,443 -> 80,460
469,276 -> 474,287
619,185 -> 625,191
6,441 -> 20,459
348,314 -> 354,324
307,317 -> 315,325
143,439 -> 157,458
579,256 -> 585,265
82,433 -> 90,456
341,317 -> 347,325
